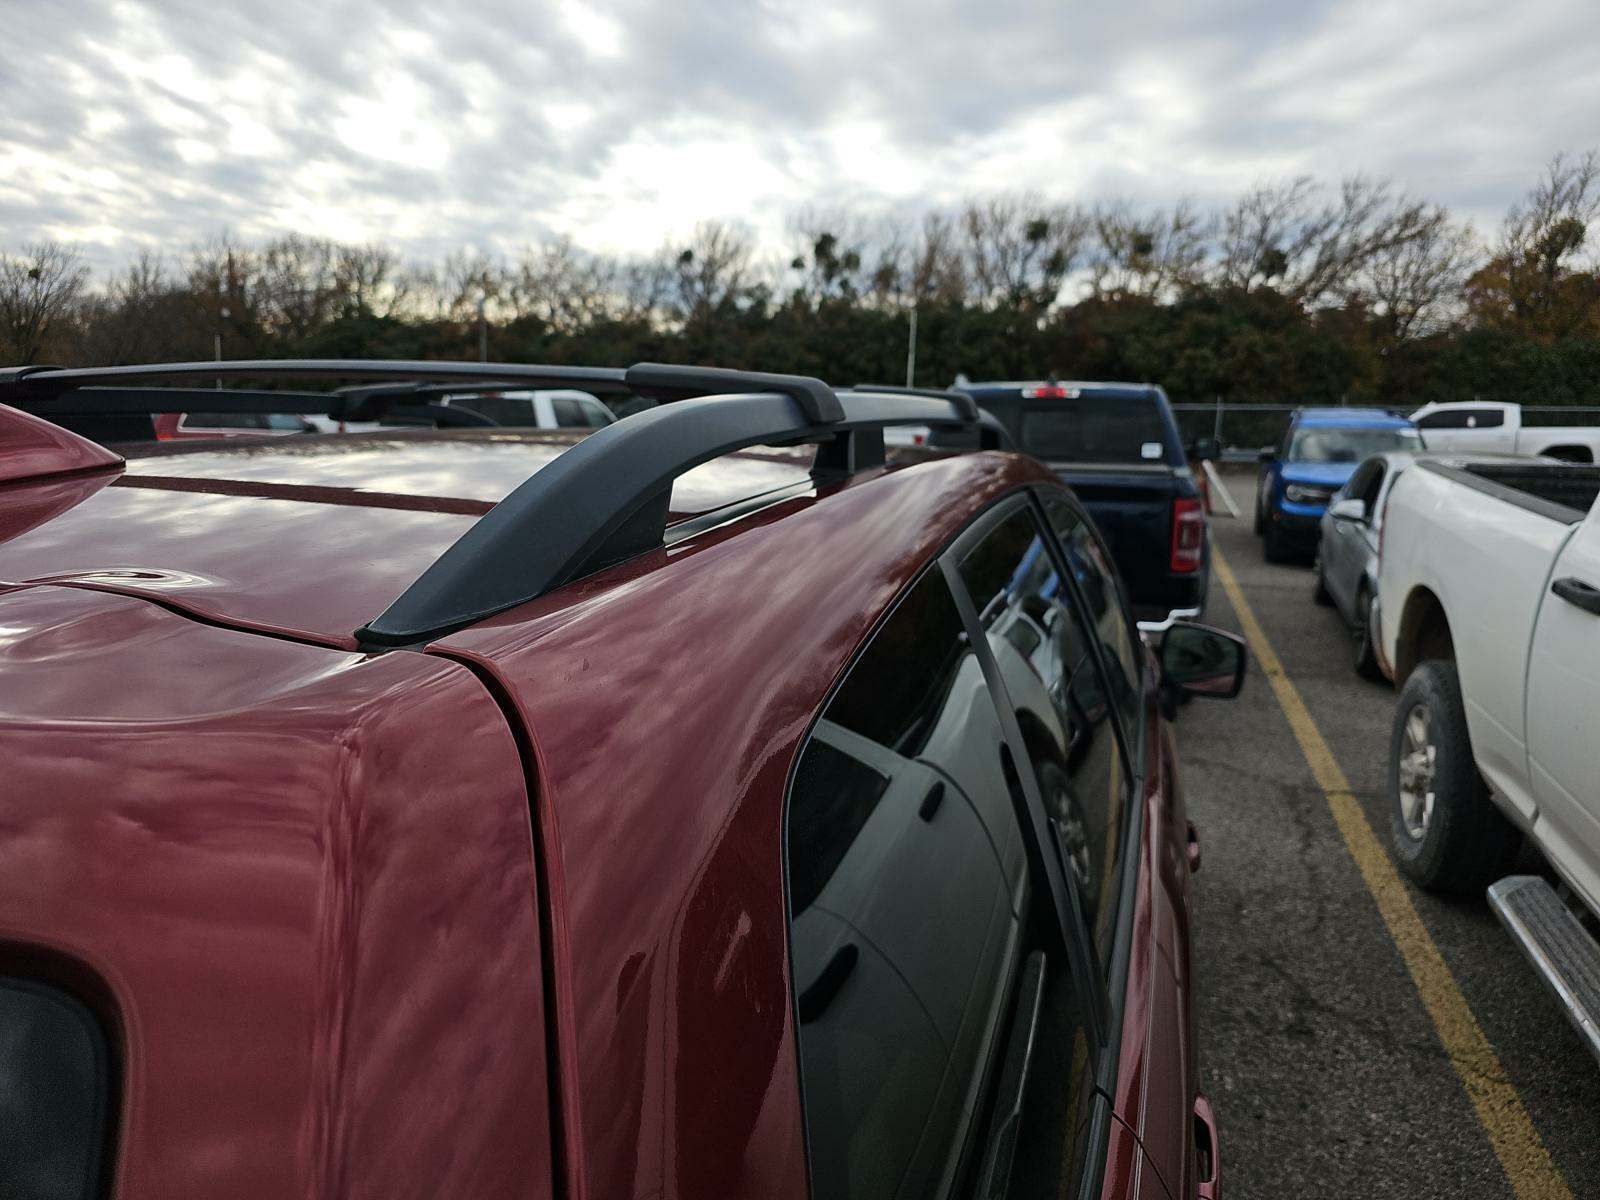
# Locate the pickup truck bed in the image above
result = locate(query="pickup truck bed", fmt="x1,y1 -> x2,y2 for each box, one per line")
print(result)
1422,460 -> 1600,523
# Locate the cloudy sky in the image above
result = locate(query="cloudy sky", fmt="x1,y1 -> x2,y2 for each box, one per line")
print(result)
2,0 -> 1597,269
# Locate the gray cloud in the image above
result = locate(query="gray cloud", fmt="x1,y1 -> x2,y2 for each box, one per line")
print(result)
0,0 -> 1596,271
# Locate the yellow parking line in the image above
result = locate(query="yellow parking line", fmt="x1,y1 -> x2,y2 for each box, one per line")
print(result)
1211,547 -> 1571,1200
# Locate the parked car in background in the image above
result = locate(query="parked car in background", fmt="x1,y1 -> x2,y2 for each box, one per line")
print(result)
154,411 -> 315,439
304,387 -> 616,434
908,378 -> 1214,627
1377,453 -> 1600,1062
439,387 -> 616,429
1313,450 -> 1417,679
1255,408 -> 1423,561
0,359 -> 1243,1200
1314,451 -> 1555,680
1410,401 -> 1600,462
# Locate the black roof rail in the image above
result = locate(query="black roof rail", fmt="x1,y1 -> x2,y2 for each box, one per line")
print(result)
0,356 -> 996,646
848,384 -> 980,423
359,380 -> 989,646
0,359 -> 630,400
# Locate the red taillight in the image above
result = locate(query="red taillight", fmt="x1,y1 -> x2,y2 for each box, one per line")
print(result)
1171,497 -> 1205,573
913,432 -> 926,446
1025,385 -> 1070,400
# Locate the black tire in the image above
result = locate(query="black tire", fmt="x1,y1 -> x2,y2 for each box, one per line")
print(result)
1253,489 -> 1267,535
1388,660 -> 1520,892
1352,586 -> 1383,681
1313,559 -> 1334,606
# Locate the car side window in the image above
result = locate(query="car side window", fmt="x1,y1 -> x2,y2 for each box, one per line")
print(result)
786,565 -> 1092,1200
552,397 -> 589,427
1039,493 -> 1143,734
580,399 -> 612,427
1417,410 -> 1467,430
957,505 -> 1134,966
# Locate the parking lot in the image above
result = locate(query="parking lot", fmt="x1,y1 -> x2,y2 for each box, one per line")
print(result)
1182,473 -> 1600,1199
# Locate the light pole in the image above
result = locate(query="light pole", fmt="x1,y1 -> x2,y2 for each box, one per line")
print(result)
904,306 -> 918,387
477,295 -> 488,363
215,305 -> 230,389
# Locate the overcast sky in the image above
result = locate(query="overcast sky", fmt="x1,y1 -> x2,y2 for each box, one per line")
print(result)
2,0 -> 1597,270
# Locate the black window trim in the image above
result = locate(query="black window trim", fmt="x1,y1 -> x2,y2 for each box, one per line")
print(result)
935,492 -> 1113,1041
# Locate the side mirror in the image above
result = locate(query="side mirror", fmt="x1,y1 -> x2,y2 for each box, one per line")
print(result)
1257,447 -> 1278,464
1190,436 -> 1221,462
1328,497 -> 1366,523
1160,622 -> 1247,700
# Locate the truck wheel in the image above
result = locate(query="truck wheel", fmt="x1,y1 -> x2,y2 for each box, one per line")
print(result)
1388,660 -> 1519,892
1352,586 -> 1383,681
1313,559 -> 1334,606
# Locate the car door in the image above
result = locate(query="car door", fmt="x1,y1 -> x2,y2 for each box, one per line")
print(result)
1326,460 -> 1384,618
1525,508 -> 1600,909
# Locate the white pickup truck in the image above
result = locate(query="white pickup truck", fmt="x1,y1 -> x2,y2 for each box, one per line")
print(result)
1377,455 -> 1600,1061
1410,401 -> 1600,462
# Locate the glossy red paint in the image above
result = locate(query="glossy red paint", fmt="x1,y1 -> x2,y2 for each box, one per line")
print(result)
435,453 -> 1056,1200
0,585 -> 553,1198
1104,681 -> 1217,1199
0,401 -> 123,485
1,406 -> 1219,1198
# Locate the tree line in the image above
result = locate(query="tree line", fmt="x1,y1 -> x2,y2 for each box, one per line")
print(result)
3,151 -> 1598,411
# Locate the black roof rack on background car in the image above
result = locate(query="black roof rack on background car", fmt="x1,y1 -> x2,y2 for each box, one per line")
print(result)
0,358 -> 1006,648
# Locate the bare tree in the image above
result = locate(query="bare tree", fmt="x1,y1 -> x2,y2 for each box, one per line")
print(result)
1214,176 -> 1439,307
667,221 -> 755,317
0,242 -> 89,362
1489,150 -> 1600,334
1365,212 -> 1481,342
1088,200 -> 1211,300
511,237 -> 629,333
963,194 -> 1088,310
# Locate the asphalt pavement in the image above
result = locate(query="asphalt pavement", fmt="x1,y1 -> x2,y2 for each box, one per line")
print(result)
1178,472 -> 1600,1199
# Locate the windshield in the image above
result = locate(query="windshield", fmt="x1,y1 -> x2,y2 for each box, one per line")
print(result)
1018,397 -> 1170,463
1288,426 -> 1423,463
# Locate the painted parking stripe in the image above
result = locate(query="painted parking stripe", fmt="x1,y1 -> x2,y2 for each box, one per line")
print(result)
1211,547 -> 1572,1200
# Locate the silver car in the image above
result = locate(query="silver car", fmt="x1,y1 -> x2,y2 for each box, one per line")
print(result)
1315,450 -> 1555,680
1314,450 -> 1415,679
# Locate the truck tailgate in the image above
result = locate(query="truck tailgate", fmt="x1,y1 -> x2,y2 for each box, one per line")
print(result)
1051,463 -> 1184,611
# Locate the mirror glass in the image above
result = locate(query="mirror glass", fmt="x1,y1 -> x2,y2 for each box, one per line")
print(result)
1160,622 -> 1246,698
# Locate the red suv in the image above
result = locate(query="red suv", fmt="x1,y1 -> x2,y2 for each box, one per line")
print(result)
0,360 -> 1242,1200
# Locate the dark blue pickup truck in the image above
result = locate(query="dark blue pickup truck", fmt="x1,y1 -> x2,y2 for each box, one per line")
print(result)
942,380 -> 1210,625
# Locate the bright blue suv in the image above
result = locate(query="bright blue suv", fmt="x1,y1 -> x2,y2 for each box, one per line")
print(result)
1254,408 -> 1423,561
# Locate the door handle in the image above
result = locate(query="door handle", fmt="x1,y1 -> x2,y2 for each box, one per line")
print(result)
797,942 -> 858,1024
1194,1093 -> 1222,1200
1551,576 -> 1600,616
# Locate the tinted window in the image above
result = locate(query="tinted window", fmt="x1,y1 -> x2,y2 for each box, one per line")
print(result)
445,394 -> 539,426
579,400 -> 613,427
1017,396 -> 1168,463
1041,493 -> 1142,734
1415,410 -> 1467,430
787,568 -> 1079,1199
183,412 -> 307,431
959,506 -> 1132,964
552,397 -> 588,427
1287,426 -> 1422,462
